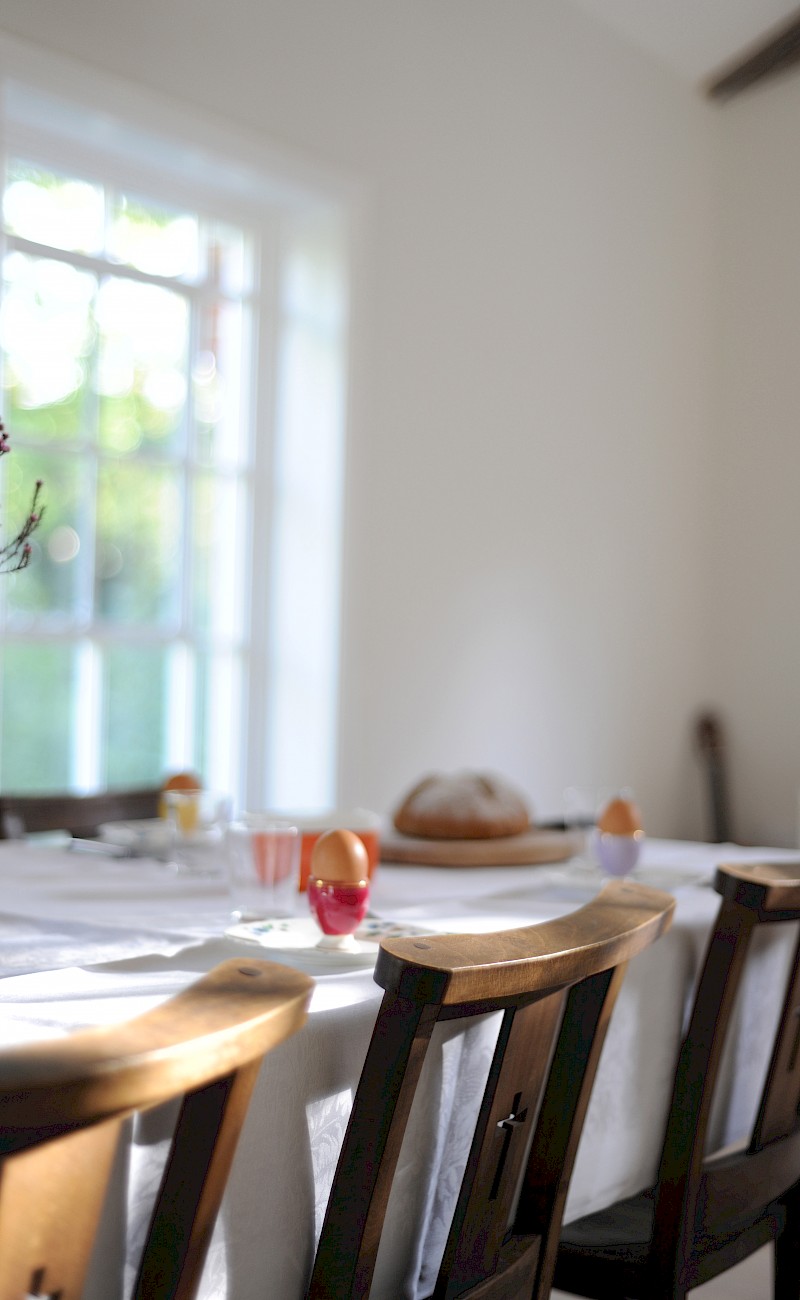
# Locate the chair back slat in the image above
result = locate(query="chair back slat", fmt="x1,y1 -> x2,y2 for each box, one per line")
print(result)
0,1120 -> 122,1300
436,996 -> 566,1298
517,963 -> 628,1295
133,1061 -> 264,1300
751,928 -> 800,1150
0,959 -> 312,1300
649,896 -> 756,1285
308,997 -> 440,1300
308,879 -> 674,1300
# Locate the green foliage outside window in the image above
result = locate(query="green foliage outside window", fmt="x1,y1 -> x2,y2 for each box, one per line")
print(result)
0,159 -> 249,794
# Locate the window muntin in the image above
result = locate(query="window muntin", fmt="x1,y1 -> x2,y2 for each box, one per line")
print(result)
0,64 -> 349,813
0,159 -> 254,797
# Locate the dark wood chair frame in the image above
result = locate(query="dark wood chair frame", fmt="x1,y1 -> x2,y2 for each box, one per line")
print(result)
307,878 -> 675,1300
0,958 -> 312,1300
555,861 -> 800,1300
0,787 -> 162,839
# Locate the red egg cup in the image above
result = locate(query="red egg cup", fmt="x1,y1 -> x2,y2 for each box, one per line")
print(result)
308,878 -> 370,949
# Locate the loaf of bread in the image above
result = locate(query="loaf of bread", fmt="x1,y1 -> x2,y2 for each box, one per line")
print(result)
392,771 -> 531,840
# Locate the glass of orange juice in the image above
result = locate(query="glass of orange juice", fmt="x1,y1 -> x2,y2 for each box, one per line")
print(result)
163,789 -> 232,875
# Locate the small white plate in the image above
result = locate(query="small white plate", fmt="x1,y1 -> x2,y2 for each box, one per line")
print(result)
98,819 -> 174,856
225,915 -> 434,967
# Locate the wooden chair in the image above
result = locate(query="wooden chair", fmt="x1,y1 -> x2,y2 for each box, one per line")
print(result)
554,861 -> 800,1300
0,957 -> 312,1300
307,878 -> 675,1300
0,787 -> 162,839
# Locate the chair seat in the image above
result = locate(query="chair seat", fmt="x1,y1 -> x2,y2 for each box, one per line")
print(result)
560,1189 -> 655,1261
558,1188 -> 787,1297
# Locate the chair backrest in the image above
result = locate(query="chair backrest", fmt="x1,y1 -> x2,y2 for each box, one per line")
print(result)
308,879 -> 675,1300
0,787 -> 162,839
0,958 -> 312,1300
649,861 -> 800,1289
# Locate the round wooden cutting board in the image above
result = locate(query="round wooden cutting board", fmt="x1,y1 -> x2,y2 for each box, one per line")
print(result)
379,827 -> 580,868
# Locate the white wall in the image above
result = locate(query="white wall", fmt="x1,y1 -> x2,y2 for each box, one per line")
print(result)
707,75 -> 800,847
0,0 -> 717,836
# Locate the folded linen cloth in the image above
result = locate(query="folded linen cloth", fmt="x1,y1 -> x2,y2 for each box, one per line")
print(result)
0,910 -> 199,979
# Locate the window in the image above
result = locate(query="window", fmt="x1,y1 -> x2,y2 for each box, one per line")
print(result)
0,60 -> 349,813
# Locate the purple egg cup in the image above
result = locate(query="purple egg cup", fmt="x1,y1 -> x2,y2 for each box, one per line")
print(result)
592,830 -> 644,878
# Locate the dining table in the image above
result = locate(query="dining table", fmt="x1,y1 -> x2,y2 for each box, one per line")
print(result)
0,830 -> 797,1300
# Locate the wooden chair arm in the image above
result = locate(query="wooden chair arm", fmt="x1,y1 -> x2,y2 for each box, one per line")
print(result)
0,959 -> 312,1139
714,861 -> 800,917
376,880 -> 675,1005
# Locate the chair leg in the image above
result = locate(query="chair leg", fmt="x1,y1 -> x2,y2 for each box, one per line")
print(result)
645,1272 -> 686,1300
775,1196 -> 800,1300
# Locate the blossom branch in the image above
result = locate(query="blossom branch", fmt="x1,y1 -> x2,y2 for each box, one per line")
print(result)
0,419 -> 45,574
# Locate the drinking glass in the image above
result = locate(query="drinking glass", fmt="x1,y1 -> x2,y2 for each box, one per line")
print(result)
225,818 -> 300,920
562,786 -> 598,863
163,789 -> 232,875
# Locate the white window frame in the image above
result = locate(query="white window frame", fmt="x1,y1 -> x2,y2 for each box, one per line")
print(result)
0,32 -> 354,813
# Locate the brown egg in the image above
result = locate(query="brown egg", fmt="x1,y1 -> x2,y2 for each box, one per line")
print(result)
597,797 -> 643,837
162,771 -> 203,793
311,828 -> 369,882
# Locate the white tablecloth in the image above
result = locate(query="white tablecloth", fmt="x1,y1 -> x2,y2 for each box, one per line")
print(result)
0,836 -> 796,1299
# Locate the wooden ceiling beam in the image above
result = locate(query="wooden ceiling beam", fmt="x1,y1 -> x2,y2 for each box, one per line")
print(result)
707,8 -> 800,100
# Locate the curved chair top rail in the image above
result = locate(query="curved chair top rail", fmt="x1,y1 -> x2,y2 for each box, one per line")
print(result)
715,860 -> 800,918
375,878 -> 675,1006
0,959 -> 312,1140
